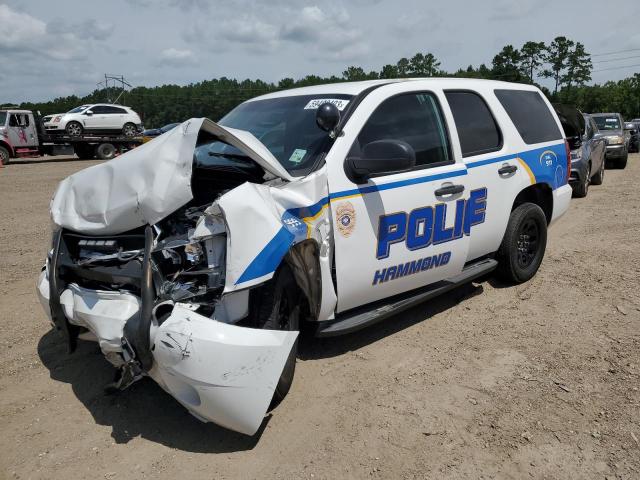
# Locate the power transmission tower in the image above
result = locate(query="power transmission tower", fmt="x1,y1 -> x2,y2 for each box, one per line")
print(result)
95,74 -> 133,104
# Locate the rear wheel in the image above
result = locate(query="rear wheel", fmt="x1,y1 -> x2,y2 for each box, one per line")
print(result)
65,121 -> 83,136
496,203 -> 548,284
96,143 -> 116,160
591,159 -> 605,185
0,146 -> 10,165
252,264 -> 300,405
122,123 -> 137,137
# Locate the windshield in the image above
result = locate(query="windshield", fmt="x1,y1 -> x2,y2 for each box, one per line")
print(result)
196,94 -> 353,175
67,105 -> 89,114
0,112 -> 6,126
593,115 -> 620,130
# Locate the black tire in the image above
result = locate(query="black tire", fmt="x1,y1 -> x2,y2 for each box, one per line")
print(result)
74,144 -> 95,160
96,143 -> 116,160
496,203 -> 548,284
572,163 -> 590,198
0,146 -> 10,165
122,123 -> 137,137
65,121 -> 83,136
252,264 -> 300,405
617,153 -> 628,169
591,158 -> 605,185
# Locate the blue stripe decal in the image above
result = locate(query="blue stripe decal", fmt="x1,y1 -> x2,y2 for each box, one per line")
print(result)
235,227 -> 295,284
235,142 -> 568,285
329,168 -> 467,200
466,153 -> 517,168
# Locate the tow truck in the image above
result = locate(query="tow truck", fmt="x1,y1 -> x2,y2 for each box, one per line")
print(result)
0,109 -> 142,164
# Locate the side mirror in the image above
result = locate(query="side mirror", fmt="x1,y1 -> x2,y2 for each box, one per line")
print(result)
346,139 -> 416,181
315,102 -> 340,132
85,110 -> 93,116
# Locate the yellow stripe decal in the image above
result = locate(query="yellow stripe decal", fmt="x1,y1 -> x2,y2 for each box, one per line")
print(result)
517,157 -> 536,185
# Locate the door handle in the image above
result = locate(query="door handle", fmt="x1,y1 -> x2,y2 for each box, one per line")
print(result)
434,184 -> 465,196
498,165 -> 518,175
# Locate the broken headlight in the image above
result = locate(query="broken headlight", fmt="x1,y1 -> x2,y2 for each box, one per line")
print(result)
154,235 -> 226,303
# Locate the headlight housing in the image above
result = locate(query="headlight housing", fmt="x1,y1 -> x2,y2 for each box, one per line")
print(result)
607,135 -> 624,145
571,148 -> 583,161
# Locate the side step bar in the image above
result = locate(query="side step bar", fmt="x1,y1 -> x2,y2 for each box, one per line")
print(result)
315,258 -> 498,338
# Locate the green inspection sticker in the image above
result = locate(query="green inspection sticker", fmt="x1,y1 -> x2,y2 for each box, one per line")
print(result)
289,149 -> 307,164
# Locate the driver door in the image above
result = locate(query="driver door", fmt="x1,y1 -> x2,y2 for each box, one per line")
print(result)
7,113 -> 38,147
327,88 -> 474,313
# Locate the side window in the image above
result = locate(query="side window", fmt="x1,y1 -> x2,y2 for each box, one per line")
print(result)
103,106 -> 126,114
444,91 -> 502,157
353,92 -> 451,168
90,106 -> 107,114
494,89 -> 562,144
586,120 -> 594,139
8,114 -> 29,127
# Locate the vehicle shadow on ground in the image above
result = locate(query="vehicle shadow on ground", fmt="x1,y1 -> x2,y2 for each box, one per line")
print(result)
35,280 -> 485,452
300,281 -> 484,360
37,330 -> 268,453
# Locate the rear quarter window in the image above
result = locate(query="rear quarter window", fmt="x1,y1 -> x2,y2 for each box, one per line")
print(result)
494,89 -> 562,145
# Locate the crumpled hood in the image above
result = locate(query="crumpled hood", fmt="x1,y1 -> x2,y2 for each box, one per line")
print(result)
50,118 -> 293,235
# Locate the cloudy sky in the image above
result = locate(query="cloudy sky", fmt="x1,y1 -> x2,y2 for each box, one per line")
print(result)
1,0 -> 639,104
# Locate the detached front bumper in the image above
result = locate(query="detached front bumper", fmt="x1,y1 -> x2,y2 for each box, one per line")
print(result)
37,266 -> 298,436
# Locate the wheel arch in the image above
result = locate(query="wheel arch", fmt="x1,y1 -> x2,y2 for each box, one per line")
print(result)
0,140 -> 14,158
247,239 -> 322,324
512,183 -> 553,225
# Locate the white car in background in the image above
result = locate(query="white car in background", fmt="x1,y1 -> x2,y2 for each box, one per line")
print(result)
45,104 -> 143,137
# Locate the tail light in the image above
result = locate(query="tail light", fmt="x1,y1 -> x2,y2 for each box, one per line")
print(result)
564,140 -> 571,185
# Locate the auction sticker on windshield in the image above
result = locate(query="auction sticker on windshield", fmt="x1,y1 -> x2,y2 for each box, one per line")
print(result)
304,99 -> 350,110
289,149 -> 307,164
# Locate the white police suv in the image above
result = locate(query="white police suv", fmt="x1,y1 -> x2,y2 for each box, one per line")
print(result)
38,79 -> 572,435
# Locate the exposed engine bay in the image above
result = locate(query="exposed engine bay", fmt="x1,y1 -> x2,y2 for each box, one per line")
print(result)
39,117 -> 335,435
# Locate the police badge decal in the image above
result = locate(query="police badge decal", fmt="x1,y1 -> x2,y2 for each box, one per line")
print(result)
336,201 -> 356,237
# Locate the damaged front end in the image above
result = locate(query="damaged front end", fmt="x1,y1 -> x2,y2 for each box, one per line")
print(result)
36,117 -> 332,435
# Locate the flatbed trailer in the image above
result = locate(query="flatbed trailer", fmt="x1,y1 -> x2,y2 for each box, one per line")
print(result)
39,132 -> 143,160
0,109 -> 143,164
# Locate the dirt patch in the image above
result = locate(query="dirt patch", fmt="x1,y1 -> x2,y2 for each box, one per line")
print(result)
1,155 -> 639,479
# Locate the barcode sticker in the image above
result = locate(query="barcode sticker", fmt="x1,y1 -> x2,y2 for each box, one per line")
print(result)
304,99 -> 350,111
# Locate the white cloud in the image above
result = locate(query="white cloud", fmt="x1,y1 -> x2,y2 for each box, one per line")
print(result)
0,4 -> 47,46
159,47 -> 197,66
183,3 -> 370,62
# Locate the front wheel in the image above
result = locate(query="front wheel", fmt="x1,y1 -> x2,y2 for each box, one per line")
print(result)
496,203 -> 548,284
65,121 -> 83,136
0,146 -> 10,165
572,163 -> 590,198
617,153 -> 628,169
591,159 -> 605,185
252,264 -> 301,405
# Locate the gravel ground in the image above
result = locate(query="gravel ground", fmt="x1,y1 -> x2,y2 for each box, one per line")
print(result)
1,154 -> 639,480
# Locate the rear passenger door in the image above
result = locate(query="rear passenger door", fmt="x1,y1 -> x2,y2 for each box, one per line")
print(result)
443,89 -> 521,262
103,106 -> 127,129
328,88 -> 474,313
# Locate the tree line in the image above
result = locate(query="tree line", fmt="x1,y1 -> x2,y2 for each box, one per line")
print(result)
16,36 -> 640,128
